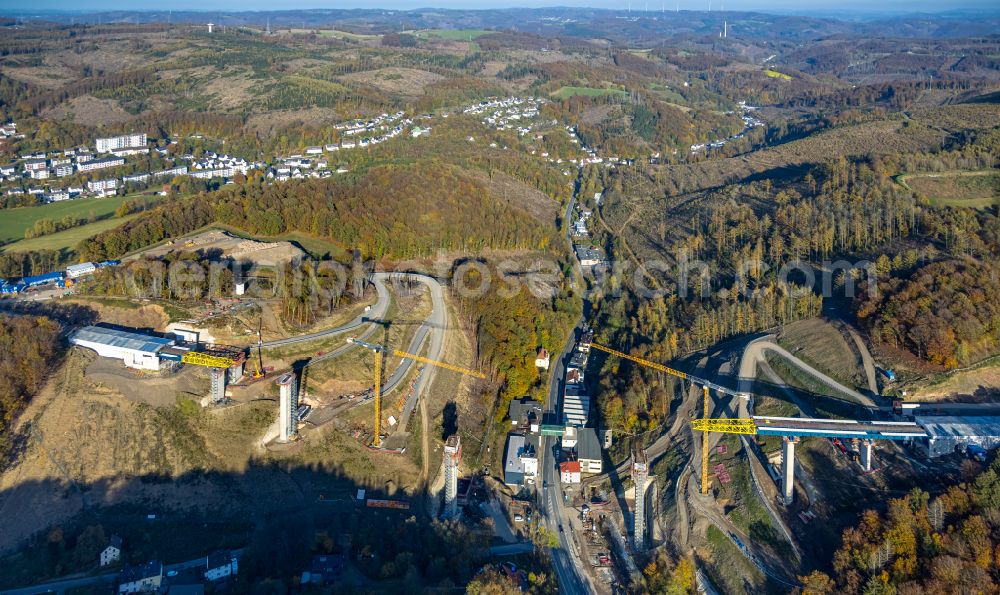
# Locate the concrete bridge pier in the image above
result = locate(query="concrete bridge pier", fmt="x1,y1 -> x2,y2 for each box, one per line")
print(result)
277,372 -> 299,442
782,436 -> 798,505
861,439 -> 873,472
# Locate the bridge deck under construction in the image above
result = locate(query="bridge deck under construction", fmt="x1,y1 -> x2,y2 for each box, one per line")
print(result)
753,416 -> 927,440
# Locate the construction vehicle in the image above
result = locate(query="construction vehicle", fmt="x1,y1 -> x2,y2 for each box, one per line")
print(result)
967,444 -> 988,463
347,337 -> 487,448
252,346 -> 264,379
589,343 -> 749,495
252,315 -> 265,380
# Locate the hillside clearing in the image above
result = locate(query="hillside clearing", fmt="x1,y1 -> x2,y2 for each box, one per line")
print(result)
551,86 -> 629,100
3,215 -> 142,254
899,170 -> 1000,209
340,67 -> 446,97
776,318 -> 864,390
417,29 -> 493,40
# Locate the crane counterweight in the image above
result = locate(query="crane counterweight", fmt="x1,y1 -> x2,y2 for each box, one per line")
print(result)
590,342 -> 743,494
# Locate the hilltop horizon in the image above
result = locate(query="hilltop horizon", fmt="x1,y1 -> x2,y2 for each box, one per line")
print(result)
4,1 -> 1000,19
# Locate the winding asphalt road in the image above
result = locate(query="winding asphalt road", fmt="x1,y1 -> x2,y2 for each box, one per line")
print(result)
739,337 -> 877,409
1,550 -> 244,595
538,190 -> 595,595
263,272 -> 446,401
260,274 -> 392,348
393,274 -> 446,433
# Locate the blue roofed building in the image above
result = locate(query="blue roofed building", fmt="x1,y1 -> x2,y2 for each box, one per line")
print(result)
915,415 -> 1000,458
70,325 -> 181,371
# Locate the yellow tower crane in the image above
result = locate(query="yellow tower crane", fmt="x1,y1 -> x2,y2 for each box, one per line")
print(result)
347,337 -> 487,448
691,418 -> 759,435
589,343 -> 749,494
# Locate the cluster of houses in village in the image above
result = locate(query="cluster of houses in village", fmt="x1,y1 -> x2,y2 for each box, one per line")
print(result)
1,128 -> 275,203
464,96 -> 546,135
335,110 -> 408,138
502,328 -> 610,490
523,124 -> 632,171
690,101 -> 764,153
1,116 -> 423,202
268,153 -> 342,181
571,203 -> 593,238
120,166 -> 191,192
0,121 -> 24,141
92,534 -> 239,594
267,111 -> 423,181
185,151 -> 261,180
559,125 -> 635,167
1,93 -> 764,208
570,200 -> 607,268
3,132 -> 152,200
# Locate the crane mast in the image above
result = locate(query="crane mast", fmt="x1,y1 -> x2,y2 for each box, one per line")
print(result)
590,342 -> 748,494
347,337 -> 485,448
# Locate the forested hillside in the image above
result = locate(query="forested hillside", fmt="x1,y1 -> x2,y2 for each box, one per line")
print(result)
0,315 -> 63,462
79,163 -> 556,261
458,272 -> 581,414
801,458 -> 1000,594
858,260 -> 1000,368
589,135 -> 1000,430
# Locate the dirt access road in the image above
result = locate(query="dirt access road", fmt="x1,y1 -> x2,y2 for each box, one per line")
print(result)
739,337 -> 877,410
259,272 -> 451,485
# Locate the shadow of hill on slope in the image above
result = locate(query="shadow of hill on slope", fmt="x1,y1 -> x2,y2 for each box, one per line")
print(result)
0,460 -> 496,592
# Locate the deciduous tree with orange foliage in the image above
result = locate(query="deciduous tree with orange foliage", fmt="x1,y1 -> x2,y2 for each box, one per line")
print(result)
799,457 -> 1000,595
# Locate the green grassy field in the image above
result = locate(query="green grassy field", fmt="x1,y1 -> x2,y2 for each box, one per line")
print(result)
776,319 -> 863,389
0,195 -> 157,246
551,86 -> 629,100
3,214 -> 142,254
897,170 -> 1000,209
648,82 -> 689,106
763,69 -> 793,81
417,28 -> 493,40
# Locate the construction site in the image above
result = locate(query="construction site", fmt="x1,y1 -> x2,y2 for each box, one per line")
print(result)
6,252 -> 998,594
6,265 -> 1000,594
4,253 -> 1000,594
535,326 -> 1000,593
467,211 -> 1000,593
0,266 -> 508,590
57,271 -> 488,457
